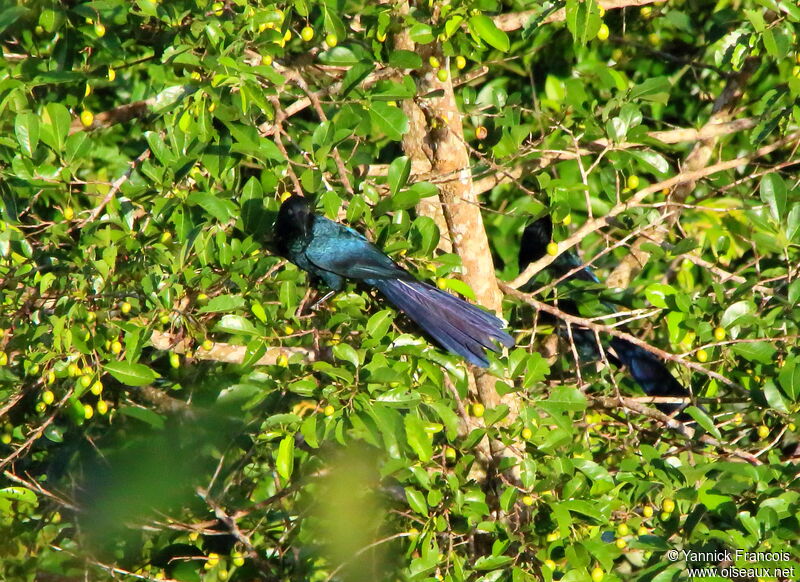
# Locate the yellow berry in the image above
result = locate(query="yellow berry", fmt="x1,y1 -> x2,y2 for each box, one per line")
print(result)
94,23 -> 106,37
428,56 -> 440,68
521,495 -> 534,506
617,523 -> 629,536
108,67 -> 116,81
96,400 -> 109,415
521,427 -> 533,440
597,23 -> 610,41
301,26 -> 314,41
202,339 -> 213,351
232,552 -> 245,567
169,353 -> 180,368
638,526 -> 649,535
661,187 -> 670,196
615,538 -> 627,549
67,363 -> 81,376
733,413 -> 743,425
111,340 -> 123,354
205,552 -> 219,569
627,175 -> 640,190
562,214 -> 572,225
444,446 -> 457,462
544,559 -> 556,570
436,68 -> 448,82
662,498 -> 675,513
640,6 -> 652,17
325,33 -> 338,47
546,242 -> 559,256
696,349 -> 708,363
83,404 -> 94,419
648,32 -> 660,46
713,327 -> 726,341
455,55 -> 466,69
91,381 -> 103,395
207,102 -> 216,112
160,231 -> 173,244
80,110 -> 94,127
80,375 -> 92,388
757,425 -> 769,439
598,6 -> 606,17
84,84 -> 92,97
42,390 -> 55,405
1,434 -> 12,445
120,301 -> 132,315
471,402 -> 485,418
323,404 -> 335,416
47,371 -> 56,384
591,567 -> 604,582
643,504 -> 654,518
211,2 -> 224,16
277,354 -> 289,367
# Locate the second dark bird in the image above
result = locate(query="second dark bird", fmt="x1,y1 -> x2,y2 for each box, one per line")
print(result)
519,215 -> 692,416
273,195 -> 514,367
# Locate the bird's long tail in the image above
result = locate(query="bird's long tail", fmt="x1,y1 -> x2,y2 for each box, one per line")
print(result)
370,277 -> 514,368
609,337 -> 692,416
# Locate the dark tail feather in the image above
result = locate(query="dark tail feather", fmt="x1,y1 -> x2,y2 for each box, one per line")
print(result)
370,277 -> 514,368
609,338 -> 691,416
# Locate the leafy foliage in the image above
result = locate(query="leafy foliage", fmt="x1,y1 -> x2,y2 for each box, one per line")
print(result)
0,0 -> 799,581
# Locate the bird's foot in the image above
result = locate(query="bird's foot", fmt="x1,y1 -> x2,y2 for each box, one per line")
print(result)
310,290 -> 336,311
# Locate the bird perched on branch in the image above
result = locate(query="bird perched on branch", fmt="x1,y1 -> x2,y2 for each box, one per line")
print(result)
273,195 -> 514,367
519,215 -> 692,416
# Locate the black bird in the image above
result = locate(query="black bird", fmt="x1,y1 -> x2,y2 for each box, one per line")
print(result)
273,195 -> 514,367
519,215 -> 691,416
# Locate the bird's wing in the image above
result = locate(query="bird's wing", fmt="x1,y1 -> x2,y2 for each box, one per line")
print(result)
304,216 -> 407,280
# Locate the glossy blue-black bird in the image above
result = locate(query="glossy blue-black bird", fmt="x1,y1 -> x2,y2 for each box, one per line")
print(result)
273,195 -> 514,367
519,215 -> 691,416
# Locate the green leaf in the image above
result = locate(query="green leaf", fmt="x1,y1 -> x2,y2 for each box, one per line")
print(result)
685,406 -> 722,439
644,283 -> 676,308
214,314 -> 259,336
405,487 -> 428,515
630,76 -> 671,103
0,487 -> 37,506
117,406 -> 166,428
566,0 -> 601,46
786,203 -> 800,242
778,358 -> 800,401
474,555 -> 514,570
197,294 -> 246,313
368,103 -> 409,141
762,379 -> 788,412
388,50 -> 423,69
333,343 -> 360,368
388,156 -> 411,197
14,112 -> 39,157
366,309 -> 394,339
0,7 -> 28,36
276,435 -> 295,480
188,192 -> 234,222
104,361 -> 157,386
760,173 -> 787,220
630,150 -> 670,174
404,415 -> 433,461
720,300 -> 755,328
731,341 -> 776,365
42,102 -> 71,152
469,15 -> 510,52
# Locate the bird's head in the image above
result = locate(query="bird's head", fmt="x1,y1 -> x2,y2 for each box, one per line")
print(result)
273,195 -> 314,252
518,215 -> 553,270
